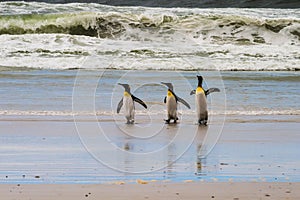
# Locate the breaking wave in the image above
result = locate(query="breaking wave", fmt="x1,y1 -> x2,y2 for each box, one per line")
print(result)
0,2 -> 299,71
1,11 -> 299,44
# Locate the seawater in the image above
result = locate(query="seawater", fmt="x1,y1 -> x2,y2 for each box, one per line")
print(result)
0,69 -> 299,116
0,2 -> 300,71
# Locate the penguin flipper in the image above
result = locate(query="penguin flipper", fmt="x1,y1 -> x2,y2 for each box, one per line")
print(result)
132,95 -> 147,109
190,90 -> 196,95
205,88 -> 220,96
164,96 -> 166,103
117,98 -> 123,113
177,97 -> 191,109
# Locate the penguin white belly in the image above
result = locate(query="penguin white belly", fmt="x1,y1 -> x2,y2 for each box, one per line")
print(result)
123,96 -> 135,122
166,96 -> 177,119
196,93 -> 207,120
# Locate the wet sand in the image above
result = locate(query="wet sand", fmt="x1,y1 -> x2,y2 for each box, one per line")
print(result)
0,114 -> 299,199
1,182 -> 299,200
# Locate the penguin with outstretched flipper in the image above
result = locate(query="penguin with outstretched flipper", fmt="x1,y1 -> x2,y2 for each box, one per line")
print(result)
190,76 -> 220,125
117,83 -> 147,124
161,82 -> 190,124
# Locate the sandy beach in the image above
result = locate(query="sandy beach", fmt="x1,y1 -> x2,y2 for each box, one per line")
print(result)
1,182 -> 299,200
0,114 -> 299,199
1,115 -> 299,183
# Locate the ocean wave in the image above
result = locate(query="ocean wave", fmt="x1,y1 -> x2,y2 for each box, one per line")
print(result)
0,10 -> 299,44
1,1 -> 299,14
0,32 -> 299,71
0,3 -> 299,71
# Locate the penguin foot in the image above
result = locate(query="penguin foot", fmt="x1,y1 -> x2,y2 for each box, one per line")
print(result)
165,119 -> 179,124
174,117 -> 179,123
198,120 -> 207,126
126,120 -> 134,124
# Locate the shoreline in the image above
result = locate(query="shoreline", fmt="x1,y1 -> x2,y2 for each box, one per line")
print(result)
0,113 -> 299,122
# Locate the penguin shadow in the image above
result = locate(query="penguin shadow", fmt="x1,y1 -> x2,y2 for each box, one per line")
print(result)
195,125 -> 208,152
195,125 -> 208,175
196,157 -> 207,176
164,120 -> 182,130
123,141 -> 132,151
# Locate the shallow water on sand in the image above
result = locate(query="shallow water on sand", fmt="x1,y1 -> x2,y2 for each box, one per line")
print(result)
0,69 -> 299,183
0,115 -> 299,184
0,69 -> 299,115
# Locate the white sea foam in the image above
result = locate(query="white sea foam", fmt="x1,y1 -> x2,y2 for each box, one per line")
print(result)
0,109 -> 299,117
0,33 -> 299,71
0,2 -> 299,71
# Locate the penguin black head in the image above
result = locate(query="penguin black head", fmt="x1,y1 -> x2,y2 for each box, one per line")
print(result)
118,83 -> 131,93
161,82 -> 174,91
197,76 -> 203,87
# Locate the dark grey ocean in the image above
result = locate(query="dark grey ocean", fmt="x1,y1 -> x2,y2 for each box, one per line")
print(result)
4,0 -> 300,8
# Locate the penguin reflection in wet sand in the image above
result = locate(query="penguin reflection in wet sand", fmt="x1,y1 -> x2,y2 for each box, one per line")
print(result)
117,83 -> 147,124
190,76 -> 220,126
161,82 -> 191,124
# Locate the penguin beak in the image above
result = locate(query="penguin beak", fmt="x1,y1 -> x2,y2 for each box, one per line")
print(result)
118,83 -> 126,87
161,82 -> 171,87
118,83 -> 130,91
161,82 -> 173,91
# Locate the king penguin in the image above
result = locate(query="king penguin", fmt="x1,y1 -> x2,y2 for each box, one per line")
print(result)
117,83 -> 147,124
161,82 -> 191,124
190,76 -> 220,125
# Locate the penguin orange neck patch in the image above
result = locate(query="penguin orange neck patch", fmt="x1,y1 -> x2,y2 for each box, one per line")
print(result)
167,90 -> 174,97
124,91 -> 131,97
196,87 -> 204,94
